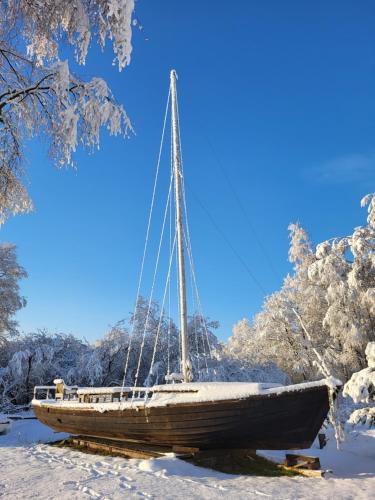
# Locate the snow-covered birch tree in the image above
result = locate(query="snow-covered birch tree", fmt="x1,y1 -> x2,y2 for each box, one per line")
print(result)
308,194 -> 375,377
229,194 -> 375,383
0,1 -> 135,223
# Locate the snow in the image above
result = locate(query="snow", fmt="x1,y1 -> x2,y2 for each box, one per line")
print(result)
260,426 -> 375,477
150,379 -> 337,406
0,413 -> 374,499
343,342 -> 375,404
152,382 -> 279,392
150,379 -> 340,406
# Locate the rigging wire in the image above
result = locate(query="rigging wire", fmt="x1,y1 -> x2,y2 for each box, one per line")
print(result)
183,227 -> 210,363
206,137 -> 281,283
132,169 -> 174,389
188,256 -> 201,376
186,185 -> 268,297
148,232 -> 177,376
180,188 -> 213,363
120,88 -> 171,395
184,230 -> 209,373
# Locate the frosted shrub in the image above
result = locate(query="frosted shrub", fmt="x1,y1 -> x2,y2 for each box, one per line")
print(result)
343,342 -> 375,427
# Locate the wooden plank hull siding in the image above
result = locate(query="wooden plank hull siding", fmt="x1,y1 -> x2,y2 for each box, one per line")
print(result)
33,386 -> 329,450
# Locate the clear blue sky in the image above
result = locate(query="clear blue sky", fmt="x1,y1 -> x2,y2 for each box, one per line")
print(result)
2,0 -> 375,342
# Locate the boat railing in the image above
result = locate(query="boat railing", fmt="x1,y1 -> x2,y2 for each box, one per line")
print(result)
76,387 -> 153,403
33,385 -> 56,400
33,382 -> 154,404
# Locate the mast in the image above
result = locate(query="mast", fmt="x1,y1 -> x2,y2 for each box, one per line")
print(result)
170,69 -> 191,383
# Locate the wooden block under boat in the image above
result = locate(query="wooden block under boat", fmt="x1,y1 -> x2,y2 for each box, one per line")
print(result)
68,437 -> 171,459
284,453 -> 321,470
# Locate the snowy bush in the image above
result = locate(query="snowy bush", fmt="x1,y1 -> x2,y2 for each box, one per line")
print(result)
348,408 -> 375,427
343,342 -> 375,427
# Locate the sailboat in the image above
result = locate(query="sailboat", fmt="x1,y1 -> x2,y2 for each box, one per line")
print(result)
33,70 -> 338,451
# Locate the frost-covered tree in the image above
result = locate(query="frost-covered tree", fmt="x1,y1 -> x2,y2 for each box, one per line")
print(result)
226,318 -> 255,360
187,314 -> 220,379
212,328 -> 289,385
0,330 -> 89,408
0,0 -> 135,223
124,298 -> 221,386
228,224 -> 329,382
229,194 -> 375,383
0,244 -> 27,355
74,321 -> 129,386
0,299 -> 291,410
308,194 -> 375,377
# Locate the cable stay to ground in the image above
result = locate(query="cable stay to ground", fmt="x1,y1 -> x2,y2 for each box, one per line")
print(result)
186,183 -> 268,296
205,136 -> 281,284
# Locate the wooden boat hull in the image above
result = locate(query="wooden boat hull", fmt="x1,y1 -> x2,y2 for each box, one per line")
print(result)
33,385 -> 329,450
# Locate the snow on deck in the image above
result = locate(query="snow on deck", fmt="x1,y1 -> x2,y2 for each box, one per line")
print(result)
0,412 -> 374,499
150,378 -> 340,406
152,381 -> 280,392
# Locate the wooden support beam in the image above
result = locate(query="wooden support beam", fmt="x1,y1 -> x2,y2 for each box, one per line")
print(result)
280,466 -> 326,478
278,453 -> 326,477
69,437 -> 169,459
284,453 -> 321,470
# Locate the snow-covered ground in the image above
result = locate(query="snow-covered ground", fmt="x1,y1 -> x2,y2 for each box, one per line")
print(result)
0,415 -> 374,499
